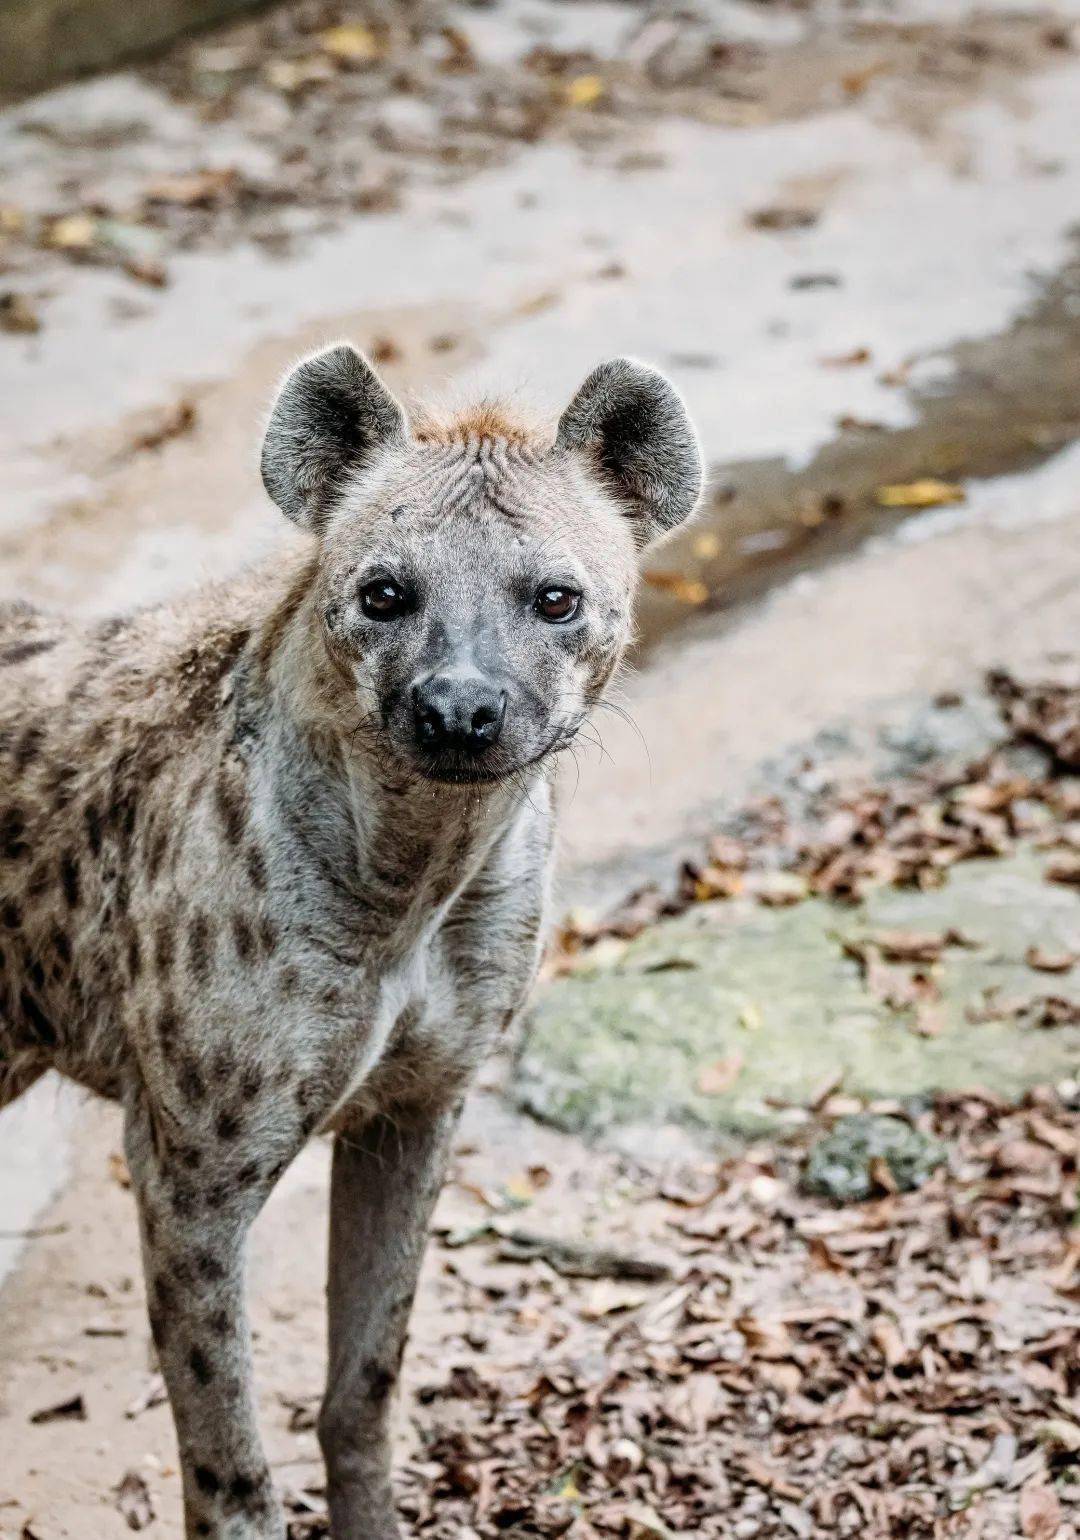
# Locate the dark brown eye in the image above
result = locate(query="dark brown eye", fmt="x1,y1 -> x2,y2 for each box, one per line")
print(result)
535,586 -> 581,623
360,579 -> 408,620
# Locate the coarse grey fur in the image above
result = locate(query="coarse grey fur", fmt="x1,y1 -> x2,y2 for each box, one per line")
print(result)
0,346 -> 702,1538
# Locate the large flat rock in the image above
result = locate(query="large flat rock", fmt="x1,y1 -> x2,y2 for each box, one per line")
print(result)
516,848 -> 1080,1136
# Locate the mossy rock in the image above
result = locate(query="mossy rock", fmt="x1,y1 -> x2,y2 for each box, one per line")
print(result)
516,848 -> 1080,1136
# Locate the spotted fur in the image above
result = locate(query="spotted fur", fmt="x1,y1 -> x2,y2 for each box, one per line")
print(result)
0,347 -> 701,1539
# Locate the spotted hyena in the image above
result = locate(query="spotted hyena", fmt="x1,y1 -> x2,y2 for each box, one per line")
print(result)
0,347 -> 702,1538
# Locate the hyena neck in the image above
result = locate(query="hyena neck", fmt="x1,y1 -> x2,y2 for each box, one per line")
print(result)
244,559 -> 548,932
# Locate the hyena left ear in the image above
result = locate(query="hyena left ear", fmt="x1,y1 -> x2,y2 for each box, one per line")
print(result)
555,357 -> 704,547
261,343 -> 409,532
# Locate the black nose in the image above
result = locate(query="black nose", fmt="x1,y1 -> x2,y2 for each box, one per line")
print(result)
413,674 -> 507,755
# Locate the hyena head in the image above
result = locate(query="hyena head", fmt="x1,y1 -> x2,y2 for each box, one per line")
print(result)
261,344 -> 703,785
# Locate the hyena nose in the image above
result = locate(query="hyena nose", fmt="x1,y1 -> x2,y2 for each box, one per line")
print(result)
412,674 -> 507,755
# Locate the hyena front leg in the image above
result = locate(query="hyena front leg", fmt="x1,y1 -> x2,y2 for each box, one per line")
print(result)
318,1105 -> 460,1540
124,1090 -> 288,1540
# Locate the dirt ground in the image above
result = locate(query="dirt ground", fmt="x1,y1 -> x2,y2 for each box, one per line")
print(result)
2,1 -> 1080,1536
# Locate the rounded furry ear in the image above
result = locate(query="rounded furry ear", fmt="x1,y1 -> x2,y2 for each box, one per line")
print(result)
261,344 -> 408,531
555,358 -> 703,547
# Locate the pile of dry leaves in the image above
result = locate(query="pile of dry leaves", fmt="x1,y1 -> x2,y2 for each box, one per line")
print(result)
283,1088 -> 1078,1540
551,668 -> 1080,972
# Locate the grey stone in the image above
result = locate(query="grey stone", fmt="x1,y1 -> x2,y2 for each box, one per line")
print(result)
803,1114 -> 946,1202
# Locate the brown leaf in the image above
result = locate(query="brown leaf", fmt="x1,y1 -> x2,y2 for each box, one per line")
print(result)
144,168 -> 238,206
0,291 -> 41,335
819,346 -> 871,367
30,1392 -> 86,1424
115,1471 -> 155,1531
643,571 -> 709,605
1026,945 -> 1076,973
1019,1481 -> 1061,1540
1045,853 -> 1080,885
696,1052 -> 743,1096
749,206 -> 818,232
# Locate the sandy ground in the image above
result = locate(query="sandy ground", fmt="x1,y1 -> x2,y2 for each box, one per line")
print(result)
2,0 -> 1080,1533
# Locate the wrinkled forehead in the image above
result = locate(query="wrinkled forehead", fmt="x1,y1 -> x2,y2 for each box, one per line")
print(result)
331,434 -> 629,577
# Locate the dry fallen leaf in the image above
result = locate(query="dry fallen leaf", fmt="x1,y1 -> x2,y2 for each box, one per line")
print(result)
643,571 -> 709,604
749,206 -> 818,232
115,1471 -> 155,1531
263,56 -> 335,91
0,291 -> 41,335
1045,853 -> 1080,885
30,1393 -> 86,1424
1019,1480 -> 1061,1540
45,213 -> 97,250
581,1279 -> 649,1318
696,1052 -> 743,1096
1026,945 -> 1076,973
875,479 -> 966,509
564,74 -> 605,107
819,346 -> 871,367
108,1151 -> 132,1188
319,23 -> 381,62
144,169 -> 237,207
124,1374 -> 167,1420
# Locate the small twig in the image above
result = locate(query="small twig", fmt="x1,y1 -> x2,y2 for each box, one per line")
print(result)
0,1223 -> 68,1240
492,1225 -> 672,1281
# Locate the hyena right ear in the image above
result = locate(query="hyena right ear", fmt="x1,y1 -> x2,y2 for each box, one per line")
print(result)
261,343 -> 408,531
556,357 -> 703,548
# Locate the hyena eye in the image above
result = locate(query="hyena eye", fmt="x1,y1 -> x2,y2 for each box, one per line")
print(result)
360,579 -> 408,620
534,586 -> 581,624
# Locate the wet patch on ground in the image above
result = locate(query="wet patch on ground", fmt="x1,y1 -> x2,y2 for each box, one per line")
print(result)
635,239 -> 1080,661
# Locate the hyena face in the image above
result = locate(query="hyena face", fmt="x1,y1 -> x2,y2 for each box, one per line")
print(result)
261,345 -> 703,784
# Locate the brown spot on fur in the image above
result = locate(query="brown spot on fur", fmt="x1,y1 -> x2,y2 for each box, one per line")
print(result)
245,843 -> 268,891
365,1362 -> 397,1402
27,861 -> 49,899
215,1108 -> 242,1141
19,987 -> 55,1045
228,1471 -> 269,1507
0,638 -> 56,666
211,1046 -> 236,1081
14,724 -> 45,771
156,999 -> 180,1053
214,763 -> 247,847
0,806 -> 28,859
230,912 -> 256,963
1,899 -> 21,930
187,910 -> 215,982
240,1067 -> 263,1101
83,802 -> 104,857
146,824 -> 168,883
194,1466 -> 220,1497
258,917 -> 278,957
178,1055 -> 205,1104
59,850 -> 80,908
189,1344 -> 214,1385
154,916 -> 175,977
196,1249 -> 225,1281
